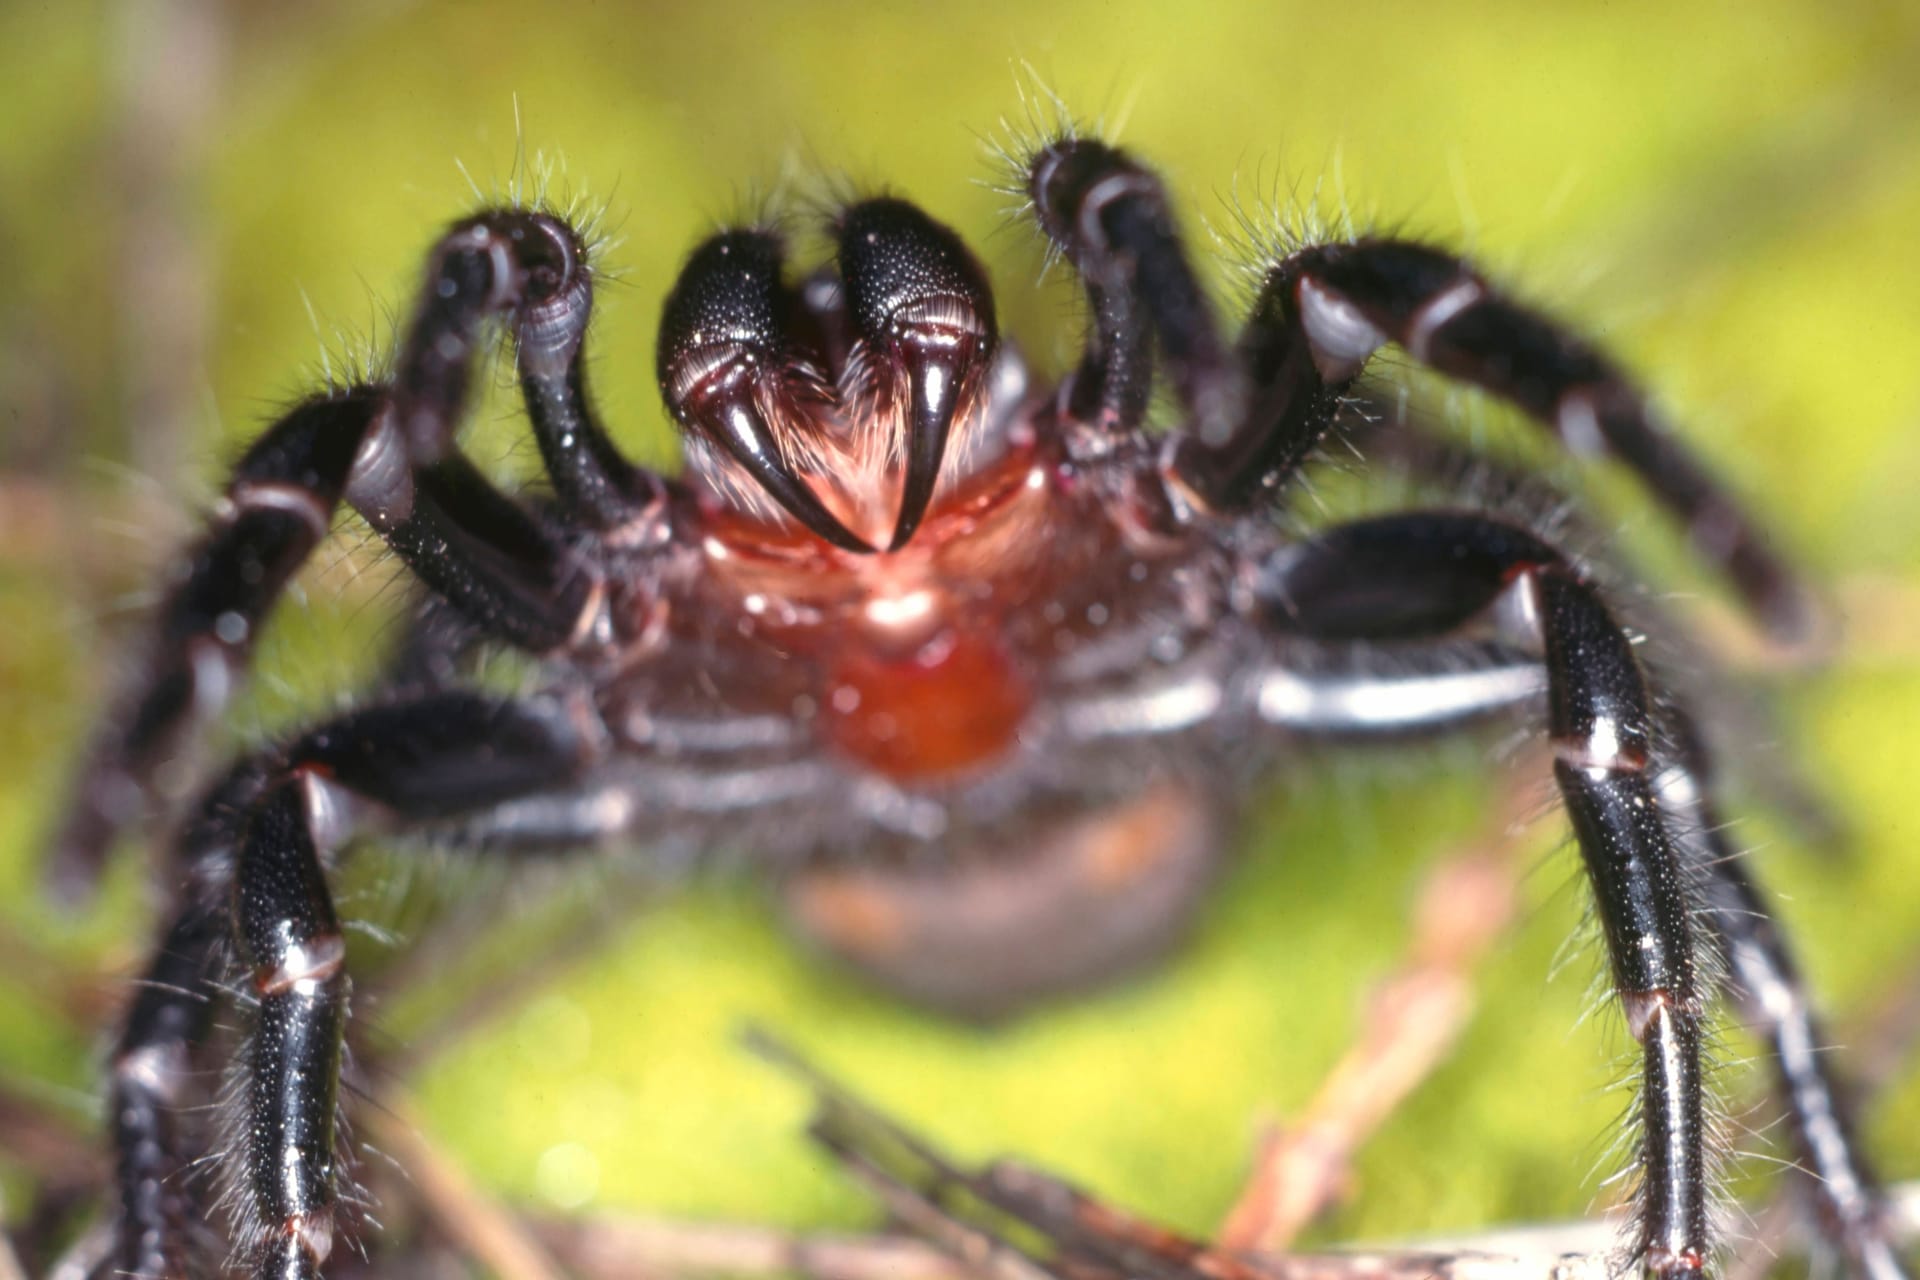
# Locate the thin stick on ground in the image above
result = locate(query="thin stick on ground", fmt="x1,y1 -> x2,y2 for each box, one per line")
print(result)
744,1032 -> 1920,1280
516,1181 -> 1920,1280
531,1213 -> 979,1280
1217,760 -> 1544,1253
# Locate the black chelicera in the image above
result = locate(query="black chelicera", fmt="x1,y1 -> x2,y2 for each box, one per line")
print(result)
52,125 -> 1903,1280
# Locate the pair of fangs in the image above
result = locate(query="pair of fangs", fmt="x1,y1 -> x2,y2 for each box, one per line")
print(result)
657,198 -> 998,555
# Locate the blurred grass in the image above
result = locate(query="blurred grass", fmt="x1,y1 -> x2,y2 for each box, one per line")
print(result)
2,0 -> 1919,1263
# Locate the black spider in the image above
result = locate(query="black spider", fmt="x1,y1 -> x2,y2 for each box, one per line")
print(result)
47,124 -> 1905,1280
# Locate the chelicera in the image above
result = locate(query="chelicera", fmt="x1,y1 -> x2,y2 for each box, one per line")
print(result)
50,122 -> 1905,1280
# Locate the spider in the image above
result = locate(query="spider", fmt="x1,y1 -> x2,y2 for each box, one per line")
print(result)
45,121 -> 1906,1280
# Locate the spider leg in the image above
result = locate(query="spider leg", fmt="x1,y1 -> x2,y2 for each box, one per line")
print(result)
103,691 -> 595,1280
1025,138 -> 1243,448
106,903 -> 226,1280
1259,512 -> 1709,1276
1068,274 -> 1156,436
1254,513 -> 1904,1279
50,209 -> 645,895
1660,714 -> 1909,1280
1322,400 -> 1845,846
1233,240 -> 1811,642
1019,133 -> 1807,639
505,215 -> 666,534
1021,137 -> 1362,499
50,390 -> 377,898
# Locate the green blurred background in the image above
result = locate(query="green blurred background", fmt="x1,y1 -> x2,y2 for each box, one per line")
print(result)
3,0 -> 1919,1268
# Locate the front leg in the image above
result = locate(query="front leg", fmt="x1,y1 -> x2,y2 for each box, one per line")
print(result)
1249,534 -> 1908,1279
1234,240 -> 1812,640
50,208 -> 642,896
1025,137 -> 1244,448
1260,513 -> 1710,1276
1659,714 -> 1907,1280
105,692 -> 592,1279
1015,131 -> 1809,641
230,779 -> 351,1280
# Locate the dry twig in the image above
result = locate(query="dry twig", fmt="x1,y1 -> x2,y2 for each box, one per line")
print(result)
533,1214 -> 976,1280
755,1033 -> 1920,1280
1217,763 -> 1541,1252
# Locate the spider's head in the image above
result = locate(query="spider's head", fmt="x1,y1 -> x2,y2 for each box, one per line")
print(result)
657,202 -> 1003,556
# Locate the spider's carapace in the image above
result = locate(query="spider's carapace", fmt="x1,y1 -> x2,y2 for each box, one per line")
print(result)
690,424 -> 1100,782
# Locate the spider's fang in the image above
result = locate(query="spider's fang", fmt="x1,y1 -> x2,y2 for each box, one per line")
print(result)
658,229 -> 873,554
888,307 -> 988,551
701,369 -> 874,554
836,199 -> 997,551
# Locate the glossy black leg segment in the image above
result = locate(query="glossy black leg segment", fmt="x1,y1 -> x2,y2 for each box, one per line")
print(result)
521,356 -> 666,537
393,211 -> 593,464
233,779 -> 348,1280
107,906 -> 226,1280
1171,254 -> 1356,508
381,206 -> 655,551
506,218 -> 665,533
51,209 -> 655,896
1254,512 -> 1552,640
353,208 -> 620,647
1064,278 -> 1154,438
1250,645 -> 1546,737
1263,240 -> 1811,641
96,692 -> 594,1279
836,198 -> 998,549
1260,512 -> 1708,1277
1660,720 -> 1910,1280
49,390 -> 382,898
354,449 -> 602,653
1027,138 -> 1243,446
387,209 -> 665,534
